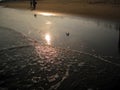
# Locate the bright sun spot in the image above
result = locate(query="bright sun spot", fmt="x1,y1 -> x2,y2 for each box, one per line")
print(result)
33,11 -> 62,17
36,12 -> 56,16
46,21 -> 52,25
45,34 -> 51,45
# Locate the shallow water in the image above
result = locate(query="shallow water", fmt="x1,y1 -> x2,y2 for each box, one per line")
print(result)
0,6 -> 119,61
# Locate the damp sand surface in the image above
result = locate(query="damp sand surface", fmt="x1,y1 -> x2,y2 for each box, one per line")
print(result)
0,27 -> 120,90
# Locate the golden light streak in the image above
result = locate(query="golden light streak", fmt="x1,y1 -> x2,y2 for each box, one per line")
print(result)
34,11 -> 56,17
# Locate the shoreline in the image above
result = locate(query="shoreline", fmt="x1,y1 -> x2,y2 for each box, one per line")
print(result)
0,1 -> 120,21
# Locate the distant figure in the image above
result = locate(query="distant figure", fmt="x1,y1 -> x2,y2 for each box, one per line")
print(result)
66,32 -> 70,36
33,0 -> 37,10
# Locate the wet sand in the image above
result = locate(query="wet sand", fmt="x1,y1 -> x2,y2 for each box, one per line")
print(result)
0,2 -> 120,89
0,27 -> 120,90
0,1 -> 120,20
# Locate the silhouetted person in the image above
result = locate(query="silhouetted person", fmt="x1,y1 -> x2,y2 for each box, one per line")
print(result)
33,0 -> 37,10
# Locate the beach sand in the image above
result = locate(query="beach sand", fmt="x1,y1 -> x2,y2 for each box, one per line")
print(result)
0,1 -> 120,20
0,26 -> 120,90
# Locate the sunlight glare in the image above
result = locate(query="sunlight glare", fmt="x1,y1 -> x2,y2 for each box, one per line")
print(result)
45,33 -> 51,45
40,12 -> 55,16
46,21 -> 52,25
35,11 -> 56,16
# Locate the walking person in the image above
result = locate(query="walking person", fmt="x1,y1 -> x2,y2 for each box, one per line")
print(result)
33,0 -> 37,10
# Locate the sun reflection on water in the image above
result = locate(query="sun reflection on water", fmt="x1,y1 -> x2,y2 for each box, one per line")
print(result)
45,33 -> 51,45
34,11 -> 56,16
40,12 -> 56,16
46,21 -> 52,25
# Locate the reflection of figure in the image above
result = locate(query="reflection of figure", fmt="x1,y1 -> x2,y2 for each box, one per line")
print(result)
66,32 -> 70,36
34,14 -> 37,18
